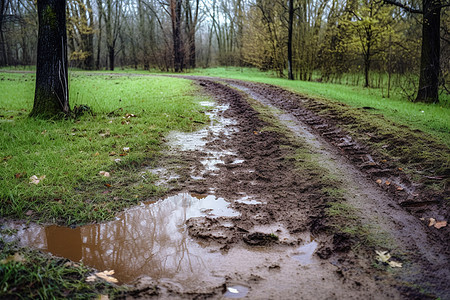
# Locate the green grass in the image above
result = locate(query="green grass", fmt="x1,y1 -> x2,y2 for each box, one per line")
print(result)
0,72 -> 208,225
0,239 -> 126,299
187,67 -> 450,146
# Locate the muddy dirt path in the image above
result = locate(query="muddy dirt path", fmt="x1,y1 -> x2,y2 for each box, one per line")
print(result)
171,77 -> 449,299
5,76 -> 448,299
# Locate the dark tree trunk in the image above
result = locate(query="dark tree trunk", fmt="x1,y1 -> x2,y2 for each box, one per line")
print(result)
383,0 -> 441,103
0,0 -> 8,66
415,0 -> 440,103
96,0 -> 102,70
288,0 -> 294,80
30,0 -> 69,119
171,0 -> 183,72
108,45 -> 114,71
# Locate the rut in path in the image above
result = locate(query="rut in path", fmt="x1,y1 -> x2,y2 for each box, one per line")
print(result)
189,77 -> 449,299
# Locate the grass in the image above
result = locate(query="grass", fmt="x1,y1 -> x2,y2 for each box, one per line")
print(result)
0,72 -> 208,225
0,239 -> 127,299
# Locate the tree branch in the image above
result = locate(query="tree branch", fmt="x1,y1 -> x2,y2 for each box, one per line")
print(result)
383,0 -> 422,14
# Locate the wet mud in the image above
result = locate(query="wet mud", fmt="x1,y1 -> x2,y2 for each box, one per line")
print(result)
3,76 -> 449,299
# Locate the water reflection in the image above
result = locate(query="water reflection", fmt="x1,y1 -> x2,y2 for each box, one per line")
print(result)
12,193 -> 239,284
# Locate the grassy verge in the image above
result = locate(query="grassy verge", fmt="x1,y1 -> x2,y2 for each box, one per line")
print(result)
0,237 -> 127,299
0,72 -> 208,225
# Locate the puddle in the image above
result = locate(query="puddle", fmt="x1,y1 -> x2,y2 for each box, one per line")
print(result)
145,167 -> 180,186
167,101 -> 241,175
291,240 -> 319,265
4,193 -> 239,284
235,195 -> 263,205
224,284 -> 250,298
168,103 -> 237,152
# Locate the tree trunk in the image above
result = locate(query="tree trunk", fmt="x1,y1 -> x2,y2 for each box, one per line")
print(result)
96,0 -> 102,69
108,45 -> 114,71
0,0 -> 8,66
415,0 -> 440,103
171,0 -> 183,72
288,0 -> 294,80
30,0 -> 69,119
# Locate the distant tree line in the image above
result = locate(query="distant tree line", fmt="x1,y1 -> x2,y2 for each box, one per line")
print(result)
0,0 -> 448,103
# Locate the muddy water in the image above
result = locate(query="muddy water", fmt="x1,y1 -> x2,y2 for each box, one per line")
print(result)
5,194 -> 239,285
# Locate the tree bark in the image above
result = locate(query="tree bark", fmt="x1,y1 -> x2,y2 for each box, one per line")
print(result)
171,0 -> 183,72
96,0 -> 102,69
383,0 -> 442,103
415,0 -> 441,103
0,0 -> 8,66
30,0 -> 69,119
288,0 -> 294,80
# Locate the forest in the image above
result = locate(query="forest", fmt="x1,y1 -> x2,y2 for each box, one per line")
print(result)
1,0 -> 449,103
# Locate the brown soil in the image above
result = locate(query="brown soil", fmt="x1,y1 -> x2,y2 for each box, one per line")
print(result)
125,78 -> 449,299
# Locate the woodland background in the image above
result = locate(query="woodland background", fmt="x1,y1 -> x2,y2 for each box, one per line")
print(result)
1,0 -> 449,99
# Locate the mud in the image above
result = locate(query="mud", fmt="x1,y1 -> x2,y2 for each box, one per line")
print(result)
3,76 -> 449,299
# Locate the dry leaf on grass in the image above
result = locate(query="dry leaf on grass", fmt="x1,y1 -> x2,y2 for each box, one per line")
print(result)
86,270 -> 118,283
0,253 -> 26,264
30,175 -> 46,184
99,171 -> 111,177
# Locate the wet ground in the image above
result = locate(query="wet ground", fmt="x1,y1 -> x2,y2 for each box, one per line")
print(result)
3,77 -> 449,299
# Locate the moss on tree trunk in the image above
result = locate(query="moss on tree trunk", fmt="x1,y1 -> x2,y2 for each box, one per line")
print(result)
30,0 -> 69,119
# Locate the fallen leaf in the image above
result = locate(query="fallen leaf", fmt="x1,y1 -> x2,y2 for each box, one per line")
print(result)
94,152 -> 100,157
419,217 -> 425,221
98,295 -> 109,300
375,250 -> 391,263
376,179 -> 382,184
434,221 -> 447,229
396,186 -> 404,191
2,155 -> 12,161
86,275 -> 97,282
95,270 -> 118,283
385,181 -> 391,186
25,210 -> 34,216
114,159 -> 121,163
0,253 -> 26,264
429,218 -> 436,227
104,184 -> 112,188
381,159 -> 387,163
109,151 -> 117,156
398,168 -> 403,171
64,261 -> 80,268
30,175 -> 46,184
388,261 -> 402,268
119,153 -> 127,157
15,172 -> 26,179
122,147 -> 130,152
41,130 -> 47,135
99,171 -> 111,177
